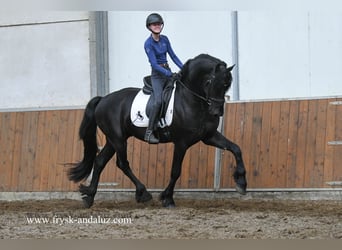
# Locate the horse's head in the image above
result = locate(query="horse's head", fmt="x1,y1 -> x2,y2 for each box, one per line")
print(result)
180,54 -> 235,116
204,62 -> 235,116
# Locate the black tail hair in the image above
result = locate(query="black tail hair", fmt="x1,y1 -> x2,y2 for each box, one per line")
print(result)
68,96 -> 102,182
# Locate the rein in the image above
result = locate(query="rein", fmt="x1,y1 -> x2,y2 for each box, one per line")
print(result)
175,78 -> 225,106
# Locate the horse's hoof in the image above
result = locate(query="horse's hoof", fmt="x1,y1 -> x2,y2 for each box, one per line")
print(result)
235,184 -> 247,195
82,195 -> 94,208
161,199 -> 176,208
136,190 -> 153,203
164,203 -> 176,209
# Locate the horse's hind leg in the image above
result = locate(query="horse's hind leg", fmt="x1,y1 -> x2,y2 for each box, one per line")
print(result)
114,139 -> 152,203
79,142 -> 115,208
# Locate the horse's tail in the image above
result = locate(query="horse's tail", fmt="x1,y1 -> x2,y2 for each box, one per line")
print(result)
68,96 -> 102,183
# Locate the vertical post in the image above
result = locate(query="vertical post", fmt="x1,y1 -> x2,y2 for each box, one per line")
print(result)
231,11 -> 240,101
213,118 -> 223,191
89,11 -> 109,97
213,11 -> 240,191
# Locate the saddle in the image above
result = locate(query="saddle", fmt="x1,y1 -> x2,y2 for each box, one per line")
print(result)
130,76 -> 176,128
143,76 -> 175,126
142,76 -> 153,95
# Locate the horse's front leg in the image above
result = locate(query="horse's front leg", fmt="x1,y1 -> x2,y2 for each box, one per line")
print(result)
202,131 -> 247,195
160,143 -> 188,208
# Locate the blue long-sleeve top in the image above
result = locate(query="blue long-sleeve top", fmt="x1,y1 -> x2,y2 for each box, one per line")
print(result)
144,35 -> 183,77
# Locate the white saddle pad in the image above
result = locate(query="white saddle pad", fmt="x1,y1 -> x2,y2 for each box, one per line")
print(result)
130,86 -> 176,128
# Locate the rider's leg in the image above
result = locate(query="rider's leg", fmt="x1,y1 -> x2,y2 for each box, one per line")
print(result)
144,71 -> 167,144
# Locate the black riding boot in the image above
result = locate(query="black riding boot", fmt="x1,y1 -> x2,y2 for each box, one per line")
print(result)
144,129 -> 159,144
144,109 -> 160,144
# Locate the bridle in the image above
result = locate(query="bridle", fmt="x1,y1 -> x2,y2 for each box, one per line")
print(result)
175,74 -> 226,106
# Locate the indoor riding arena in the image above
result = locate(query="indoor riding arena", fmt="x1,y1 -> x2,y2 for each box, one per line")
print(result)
1,11 -> 342,239
0,99 -> 341,239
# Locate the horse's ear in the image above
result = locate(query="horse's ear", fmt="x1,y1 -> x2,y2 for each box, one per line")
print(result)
227,64 -> 235,72
215,62 -> 227,73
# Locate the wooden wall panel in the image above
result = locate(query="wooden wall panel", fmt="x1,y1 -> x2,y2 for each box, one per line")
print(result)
332,102 -> 342,183
221,98 -> 342,189
0,113 -> 16,191
0,97 -> 341,192
286,101 -> 300,187
0,110 -> 82,192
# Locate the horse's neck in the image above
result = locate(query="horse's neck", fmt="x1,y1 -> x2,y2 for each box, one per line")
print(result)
177,82 -> 207,114
181,76 -> 205,98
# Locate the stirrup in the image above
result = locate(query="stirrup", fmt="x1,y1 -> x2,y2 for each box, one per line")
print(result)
144,130 -> 159,144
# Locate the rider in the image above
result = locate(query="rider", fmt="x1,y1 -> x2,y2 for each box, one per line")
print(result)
144,13 -> 183,144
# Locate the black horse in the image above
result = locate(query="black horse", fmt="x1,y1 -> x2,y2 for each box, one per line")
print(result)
68,54 -> 247,208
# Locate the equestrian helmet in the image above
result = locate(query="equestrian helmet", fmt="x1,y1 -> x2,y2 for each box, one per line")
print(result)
146,13 -> 164,28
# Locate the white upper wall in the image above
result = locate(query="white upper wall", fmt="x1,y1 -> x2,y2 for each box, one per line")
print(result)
0,11 -> 90,110
0,11 -> 89,25
238,11 -> 342,100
